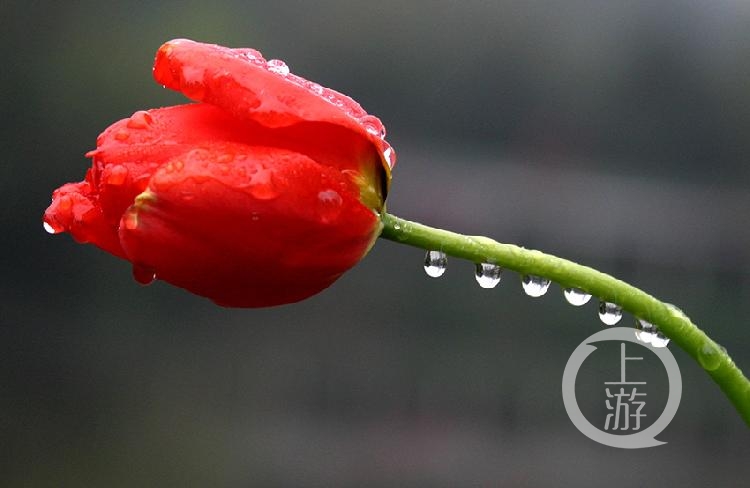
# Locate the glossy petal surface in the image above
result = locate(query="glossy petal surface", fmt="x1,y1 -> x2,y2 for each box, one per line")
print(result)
44,40 -> 395,307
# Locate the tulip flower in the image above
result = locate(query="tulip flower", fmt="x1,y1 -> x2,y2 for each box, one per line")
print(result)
42,39 -> 750,424
44,39 -> 395,307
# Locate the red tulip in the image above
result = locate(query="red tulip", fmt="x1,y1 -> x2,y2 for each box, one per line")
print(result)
43,39 -> 395,307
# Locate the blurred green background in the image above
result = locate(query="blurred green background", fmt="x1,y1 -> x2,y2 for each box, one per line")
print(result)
3,1 -> 749,486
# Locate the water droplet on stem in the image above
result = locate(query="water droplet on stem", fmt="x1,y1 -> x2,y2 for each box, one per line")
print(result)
598,301 -> 622,325
697,343 -> 722,371
424,250 -> 447,278
521,275 -> 550,297
563,288 -> 591,306
634,318 -> 670,347
474,263 -> 502,288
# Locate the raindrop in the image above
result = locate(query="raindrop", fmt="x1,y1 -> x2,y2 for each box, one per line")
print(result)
105,165 -> 129,185
521,275 -> 550,297
132,264 -> 156,285
697,343 -> 722,371
126,110 -> 153,129
665,302 -> 689,321
563,287 -> 592,306
360,115 -> 385,138
424,250 -> 447,278
308,82 -> 324,95
474,263 -> 502,288
248,169 -> 279,200
650,334 -> 670,348
383,147 -> 395,168
267,59 -> 290,76
43,220 -> 59,234
598,301 -> 622,326
317,189 -> 343,223
634,318 -> 669,347
122,211 -> 139,230
114,129 -> 129,141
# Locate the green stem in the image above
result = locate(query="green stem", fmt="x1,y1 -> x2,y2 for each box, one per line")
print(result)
379,212 -> 750,425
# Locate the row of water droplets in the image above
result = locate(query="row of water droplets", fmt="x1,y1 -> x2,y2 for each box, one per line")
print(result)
423,250 -> 670,347
255,55 -> 395,168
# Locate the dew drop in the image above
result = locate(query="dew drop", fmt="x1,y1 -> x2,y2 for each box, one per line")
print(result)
122,211 -> 138,230
650,333 -> 670,348
474,263 -> 502,288
383,147 -> 395,168
126,110 -> 153,129
563,287 -> 592,306
114,129 -> 129,141
267,59 -> 290,76
248,169 -> 279,200
105,165 -> 129,185
180,66 -> 207,99
424,250 -> 447,278
360,115 -> 385,138
217,153 -> 234,164
317,189 -> 343,223
308,82 -> 324,95
240,50 -> 259,62
598,301 -> 622,326
697,343 -> 722,371
521,275 -> 551,297
43,220 -> 60,234
665,302 -> 689,321
132,264 -> 156,285
634,318 -> 670,347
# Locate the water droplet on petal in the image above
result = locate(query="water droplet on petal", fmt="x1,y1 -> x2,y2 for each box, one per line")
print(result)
126,110 -> 153,129
698,343 -> 722,371
180,66 -> 207,99
360,115 -> 385,138
105,165 -> 129,185
217,153 -> 234,164
248,169 -> 279,200
317,189 -> 343,223
308,82 -> 324,95
634,318 -> 670,347
424,250 -> 447,278
474,263 -> 502,288
114,129 -> 129,141
563,287 -> 592,306
383,147 -> 395,168
132,264 -> 156,285
43,220 -> 60,234
598,301 -> 622,326
521,275 -> 551,297
267,59 -> 290,76
122,210 -> 139,230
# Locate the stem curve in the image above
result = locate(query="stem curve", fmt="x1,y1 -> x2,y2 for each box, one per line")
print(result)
379,212 -> 750,425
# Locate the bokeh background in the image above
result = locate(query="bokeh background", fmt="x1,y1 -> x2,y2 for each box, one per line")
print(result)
3,1 -> 749,486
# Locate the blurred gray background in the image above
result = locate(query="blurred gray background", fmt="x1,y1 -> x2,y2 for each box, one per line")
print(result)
3,1 -> 749,486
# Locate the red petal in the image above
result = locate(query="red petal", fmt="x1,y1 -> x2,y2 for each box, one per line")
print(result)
153,39 -> 396,172
118,144 -> 381,307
